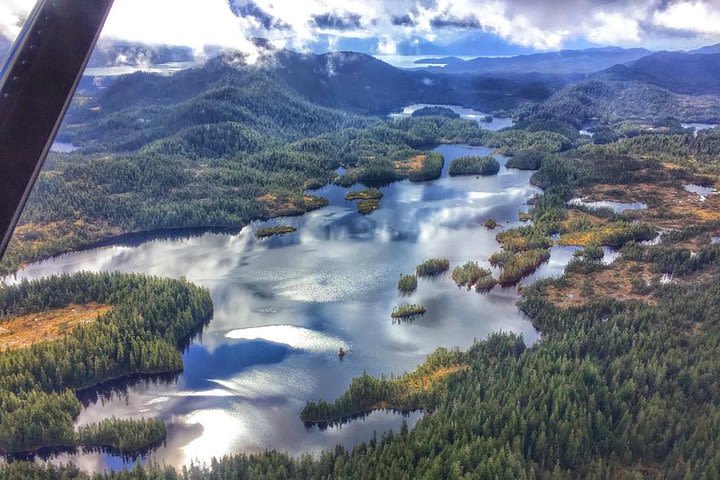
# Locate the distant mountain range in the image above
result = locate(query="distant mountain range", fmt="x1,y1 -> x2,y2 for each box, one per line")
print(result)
65,49 -> 570,132
598,51 -> 720,95
0,36 -> 202,68
229,50 -> 564,113
423,47 -> 652,76
690,43 -> 720,54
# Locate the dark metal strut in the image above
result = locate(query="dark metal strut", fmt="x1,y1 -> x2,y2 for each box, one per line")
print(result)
0,0 -> 114,259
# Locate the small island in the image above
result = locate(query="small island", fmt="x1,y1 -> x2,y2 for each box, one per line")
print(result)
255,225 -> 297,238
451,261 -> 498,292
484,219 -> 499,229
391,304 -> 427,319
489,248 -> 551,286
346,188 -> 383,214
398,274 -> 418,293
410,106 -> 460,119
416,258 -> 450,276
449,155 -> 500,176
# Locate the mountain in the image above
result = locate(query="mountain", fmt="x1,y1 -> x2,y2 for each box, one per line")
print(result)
62,57 -> 362,152
690,43 -> 720,54
441,47 -> 652,75
523,78 -> 720,126
599,51 -> 720,95
0,35 -> 196,68
62,49 -> 570,151
245,50 -> 564,113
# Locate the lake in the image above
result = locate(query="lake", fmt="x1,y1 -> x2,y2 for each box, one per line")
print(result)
50,141 -> 79,153
388,104 -> 514,131
374,55 -> 477,69
569,197 -> 647,213
682,123 -> 717,137
7,144 -> 569,472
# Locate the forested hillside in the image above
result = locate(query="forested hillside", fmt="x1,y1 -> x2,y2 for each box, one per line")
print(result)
522,79 -> 720,125
0,272 -> 212,455
600,51 -> 720,95
62,50 -> 558,138
61,59 -> 370,153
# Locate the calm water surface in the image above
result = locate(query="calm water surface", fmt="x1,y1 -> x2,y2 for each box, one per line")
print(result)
684,183 -> 718,202
6,144 -> 570,472
682,123 -> 718,136
50,142 -> 79,153
388,104 -> 514,131
569,197 -> 647,213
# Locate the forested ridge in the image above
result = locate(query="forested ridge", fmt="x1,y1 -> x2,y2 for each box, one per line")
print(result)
521,78 -> 720,126
0,272 -> 212,455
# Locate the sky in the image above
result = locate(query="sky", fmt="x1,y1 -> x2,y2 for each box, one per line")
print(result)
2,0 -> 720,58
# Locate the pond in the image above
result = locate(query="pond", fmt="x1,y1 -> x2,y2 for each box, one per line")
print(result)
7,144 -> 562,472
50,141 -> 79,153
684,183 -> 717,202
388,104 -> 514,131
682,123 -> 717,137
568,197 -> 647,213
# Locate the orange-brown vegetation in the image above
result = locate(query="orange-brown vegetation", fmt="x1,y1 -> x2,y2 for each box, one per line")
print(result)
257,193 -> 328,217
580,181 -> 720,229
0,303 -> 112,351
394,154 -> 427,175
545,261 -> 657,309
404,364 -> 467,393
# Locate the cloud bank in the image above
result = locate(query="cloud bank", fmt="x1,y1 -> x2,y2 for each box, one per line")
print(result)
2,0 -> 720,57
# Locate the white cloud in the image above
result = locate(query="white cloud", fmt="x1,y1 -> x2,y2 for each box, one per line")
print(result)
3,0 -> 720,56
0,0 -> 34,40
587,11 -> 641,45
101,0 -> 257,55
653,1 -> 720,35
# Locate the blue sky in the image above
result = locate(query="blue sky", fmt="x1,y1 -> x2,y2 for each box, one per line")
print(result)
2,0 -> 720,58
